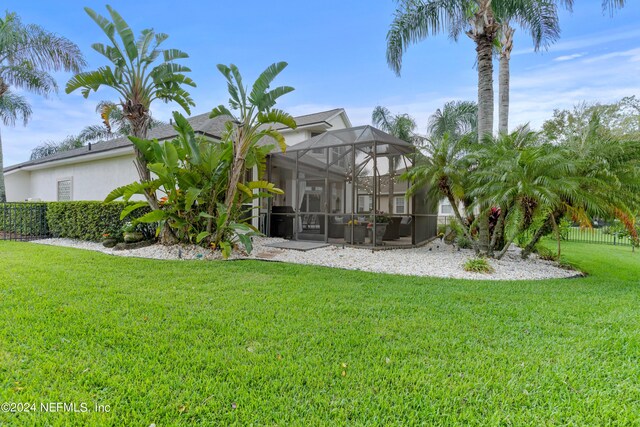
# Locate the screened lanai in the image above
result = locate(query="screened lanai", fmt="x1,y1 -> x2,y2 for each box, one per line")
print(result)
264,125 -> 437,247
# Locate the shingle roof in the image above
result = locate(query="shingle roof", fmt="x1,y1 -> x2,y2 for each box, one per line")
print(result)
4,108 -> 346,173
275,108 -> 344,129
284,125 -> 414,152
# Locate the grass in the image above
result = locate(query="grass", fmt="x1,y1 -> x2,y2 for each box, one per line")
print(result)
463,257 -> 494,273
0,241 -> 639,426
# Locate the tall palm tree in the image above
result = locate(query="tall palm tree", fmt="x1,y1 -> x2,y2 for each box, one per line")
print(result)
0,11 -> 85,202
371,106 -> 417,214
427,100 -> 477,140
387,0 -> 561,141
0,90 -> 32,201
66,6 -> 195,208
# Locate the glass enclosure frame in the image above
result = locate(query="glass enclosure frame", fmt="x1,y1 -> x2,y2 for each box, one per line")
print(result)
265,126 -> 437,247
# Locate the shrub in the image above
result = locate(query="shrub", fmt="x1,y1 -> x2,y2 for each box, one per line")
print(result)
463,258 -> 494,274
47,201 -> 152,242
0,203 -> 48,236
455,235 -> 472,249
534,244 -> 557,261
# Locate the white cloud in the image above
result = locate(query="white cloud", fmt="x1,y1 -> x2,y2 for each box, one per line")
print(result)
554,53 -> 585,62
513,26 -> 640,56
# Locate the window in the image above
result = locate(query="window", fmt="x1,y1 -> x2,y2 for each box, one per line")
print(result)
440,201 -> 453,215
394,196 -> 406,214
57,179 -> 72,201
357,195 -> 372,213
311,133 -> 324,154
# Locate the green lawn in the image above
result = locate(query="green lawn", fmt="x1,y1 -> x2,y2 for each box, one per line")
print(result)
0,241 -> 638,426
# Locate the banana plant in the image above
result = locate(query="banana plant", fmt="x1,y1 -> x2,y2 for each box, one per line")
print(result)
105,111 -> 283,256
209,62 -> 296,247
66,6 -> 195,207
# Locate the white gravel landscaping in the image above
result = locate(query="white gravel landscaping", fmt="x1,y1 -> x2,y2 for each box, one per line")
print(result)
31,236 -> 579,280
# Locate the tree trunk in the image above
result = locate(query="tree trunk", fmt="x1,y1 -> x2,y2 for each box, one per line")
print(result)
522,215 -> 553,259
0,128 -> 6,203
498,23 -> 514,134
470,4 -> 499,254
489,207 -> 507,256
475,30 -> 495,143
445,192 -> 475,245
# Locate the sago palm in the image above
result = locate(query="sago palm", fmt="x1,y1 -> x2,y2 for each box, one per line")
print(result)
66,6 -> 195,206
472,128 -> 579,258
404,132 -> 476,244
0,11 -> 85,202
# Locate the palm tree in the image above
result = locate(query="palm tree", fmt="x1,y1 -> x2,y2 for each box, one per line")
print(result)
404,132 -> 477,245
0,90 -> 32,201
209,62 -> 296,246
427,100 -> 477,140
66,6 -> 195,208
30,101 -> 165,160
30,135 -> 84,161
77,101 -> 164,144
372,106 -> 417,143
0,11 -> 85,202
497,22 -> 516,134
387,0 -> 561,141
371,106 -> 417,214
472,127 -> 579,257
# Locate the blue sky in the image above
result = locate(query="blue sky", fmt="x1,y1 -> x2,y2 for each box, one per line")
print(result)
2,0 -> 639,166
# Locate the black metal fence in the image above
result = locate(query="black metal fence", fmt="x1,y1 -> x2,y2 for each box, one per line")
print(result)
0,203 -> 49,241
558,225 -> 636,247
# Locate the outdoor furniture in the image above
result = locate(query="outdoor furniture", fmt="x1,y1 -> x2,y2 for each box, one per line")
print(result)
399,216 -> 412,237
270,206 -> 294,238
382,217 -> 402,240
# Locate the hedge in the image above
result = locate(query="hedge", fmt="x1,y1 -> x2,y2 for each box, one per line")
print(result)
46,201 -> 153,241
0,203 -> 48,236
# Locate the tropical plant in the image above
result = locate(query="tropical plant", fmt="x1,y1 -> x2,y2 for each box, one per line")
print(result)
0,11 -> 85,201
0,90 -> 32,199
404,132 -> 476,245
66,6 -> 195,208
104,111 -> 283,256
371,106 -> 417,214
371,106 -> 417,143
388,0 -> 559,141
427,100 -> 477,141
30,101 -> 164,160
208,62 -> 297,248
30,135 -> 84,160
463,257 -> 494,273
387,0 -> 567,252
471,127 -> 581,258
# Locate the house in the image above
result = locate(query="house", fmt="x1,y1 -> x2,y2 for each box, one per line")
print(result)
3,108 -> 351,202
3,107 -> 437,246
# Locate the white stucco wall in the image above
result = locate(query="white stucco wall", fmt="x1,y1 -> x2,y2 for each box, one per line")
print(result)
327,112 -> 351,130
4,171 -> 31,202
3,111 -> 353,202
5,152 -> 140,202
